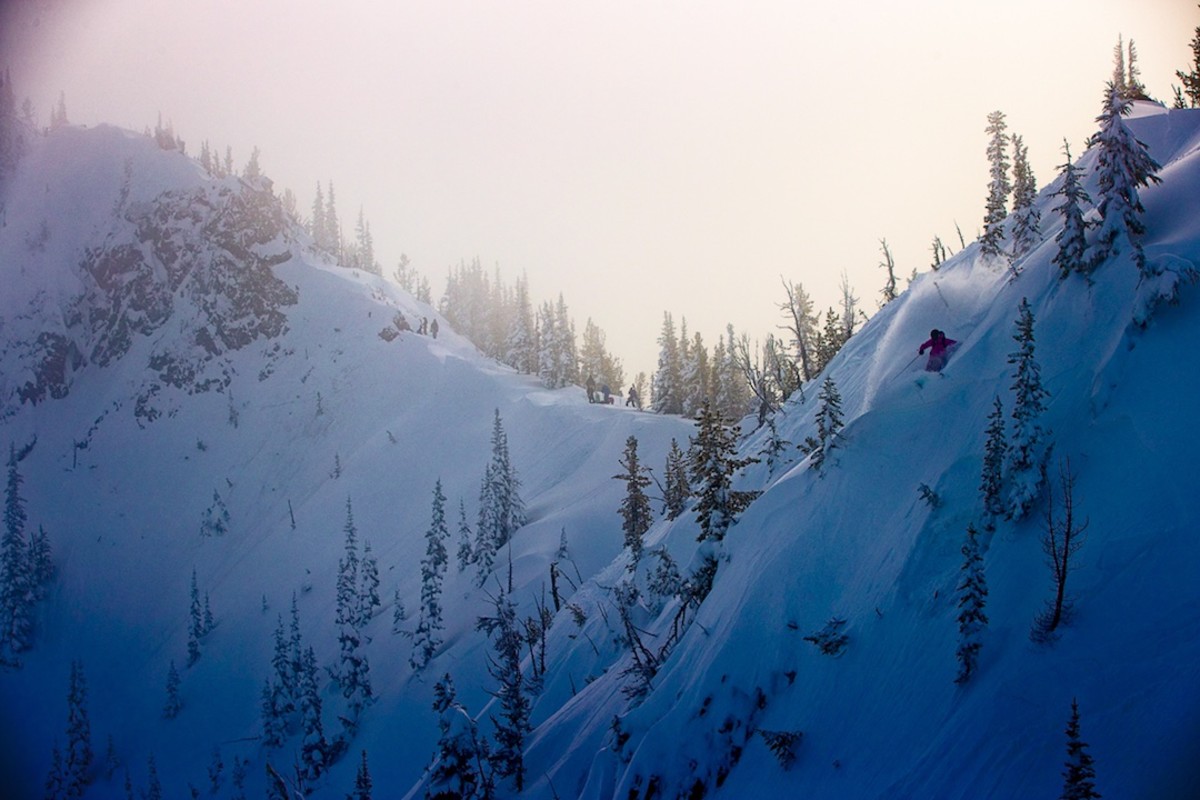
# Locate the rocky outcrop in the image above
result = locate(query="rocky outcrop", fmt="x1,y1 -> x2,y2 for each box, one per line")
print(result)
3,175 -> 299,418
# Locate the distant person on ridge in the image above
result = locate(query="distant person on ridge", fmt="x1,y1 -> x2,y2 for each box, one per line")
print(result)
429,319 -> 439,338
626,386 -> 640,408
918,329 -> 957,372
586,375 -> 596,403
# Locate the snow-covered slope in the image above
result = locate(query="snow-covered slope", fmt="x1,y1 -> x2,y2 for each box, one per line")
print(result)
1,103 -> 1199,800
0,125 -> 694,798
521,103 -> 1200,800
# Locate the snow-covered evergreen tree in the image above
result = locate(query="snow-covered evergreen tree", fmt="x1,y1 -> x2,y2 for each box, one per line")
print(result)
478,589 -> 530,792
325,181 -> 342,260
757,415 -> 793,474
1089,82 -> 1162,274
242,145 -> 262,181
0,69 -> 26,182
43,742 -> 65,800
1052,140 -> 1093,279
815,307 -> 843,373
1124,38 -> 1149,101
351,750 -> 373,800
504,275 -> 538,375
536,300 -> 557,388
981,111 -> 1012,259
535,295 -> 577,389
1,443 -> 31,657
646,547 -> 682,608
391,589 -> 407,634
689,401 -> 756,542
298,646 -> 329,781
413,480 -> 450,671
203,592 -> 215,635
260,677 -> 286,749
28,524 -> 52,601
144,754 -> 162,800
1009,133 -> 1041,264
680,330 -> 709,418
954,525 -> 989,685
358,540 -> 381,627
614,436 -> 653,568
336,498 -> 361,629
288,592 -> 304,687
652,312 -> 683,414
64,659 -> 93,798
427,673 -> 492,799
1006,298 -> 1051,519
710,324 -> 751,421
269,613 -> 295,719
336,498 -> 371,719
708,336 -> 730,416
310,183 -> 327,252
187,568 -> 203,666
980,395 -> 1008,524
163,661 -> 182,719
1060,699 -> 1101,799
808,376 -> 846,473
200,488 -> 230,536
207,745 -> 224,794
456,499 -> 473,572
1111,34 -> 1128,99
474,411 -> 526,584
663,438 -> 691,521
354,208 -> 379,274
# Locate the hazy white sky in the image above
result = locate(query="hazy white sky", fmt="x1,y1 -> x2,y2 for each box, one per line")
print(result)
2,0 -> 1194,378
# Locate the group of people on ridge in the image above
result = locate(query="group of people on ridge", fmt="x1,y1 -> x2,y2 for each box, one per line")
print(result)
586,375 -> 640,408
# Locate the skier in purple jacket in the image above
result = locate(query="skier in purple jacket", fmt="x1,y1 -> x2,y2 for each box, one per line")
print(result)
918,329 -> 957,372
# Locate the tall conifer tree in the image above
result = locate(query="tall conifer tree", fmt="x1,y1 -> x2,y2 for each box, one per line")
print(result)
1052,140 -> 1093,279
954,525 -> 988,684
1009,133 -> 1041,263
1,443 -> 31,656
809,376 -> 846,473
689,401 -> 756,542
478,590 -> 530,792
980,396 -> 1008,523
475,411 -> 526,585
1060,699 -> 1101,799
614,437 -> 653,568
65,659 -> 93,797
981,111 -> 1012,258
1006,299 -> 1051,519
652,312 -> 683,414
1089,82 -> 1162,274
413,481 -> 450,671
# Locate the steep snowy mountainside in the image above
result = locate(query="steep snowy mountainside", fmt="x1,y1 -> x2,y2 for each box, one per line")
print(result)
0,124 -> 297,418
515,106 -> 1200,799
0,124 -> 695,798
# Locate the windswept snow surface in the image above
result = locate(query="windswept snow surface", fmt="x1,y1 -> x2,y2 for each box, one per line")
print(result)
1,105 -> 1199,799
